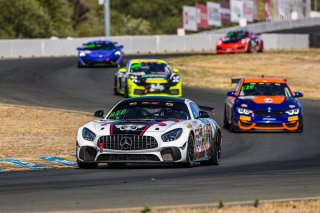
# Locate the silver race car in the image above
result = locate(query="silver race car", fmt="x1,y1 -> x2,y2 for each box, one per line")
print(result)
76,97 -> 222,168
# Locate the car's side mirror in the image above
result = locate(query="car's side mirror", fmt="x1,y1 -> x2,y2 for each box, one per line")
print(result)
198,110 -> 210,118
119,68 -> 126,73
227,91 -> 236,97
172,68 -> 180,73
94,110 -> 104,118
294,92 -> 303,98
118,45 -> 124,49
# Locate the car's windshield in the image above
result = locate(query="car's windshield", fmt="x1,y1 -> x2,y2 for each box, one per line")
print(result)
239,83 -> 292,97
226,31 -> 248,39
83,42 -> 116,50
130,62 -> 171,75
107,101 -> 190,120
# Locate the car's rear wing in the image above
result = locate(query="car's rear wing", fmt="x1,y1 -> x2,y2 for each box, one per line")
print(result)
199,106 -> 215,117
231,78 -> 243,84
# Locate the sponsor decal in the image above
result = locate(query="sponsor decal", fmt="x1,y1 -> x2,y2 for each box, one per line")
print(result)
241,103 -> 248,108
264,98 -> 273,103
240,115 -> 251,121
263,117 -> 276,121
289,105 -> 296,109
115,124 -> 145,131
288,116 -> 299,122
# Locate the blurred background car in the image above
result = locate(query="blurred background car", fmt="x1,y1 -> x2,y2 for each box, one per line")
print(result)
77,40 -> 123,67
216,30 -> 264,54
113,59 -> 182,98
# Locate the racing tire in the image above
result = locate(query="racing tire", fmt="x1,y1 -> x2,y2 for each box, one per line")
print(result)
108,163 -> 127,168
229,111 -> 236,132
113,77 -> 119,95
296,119 -> 304,133
124,81 -> 129,98
78,61 -> 85,68
246,43 -> 252,53
223,107 -> 230,129
77,161 -> 98,169
258,42 -> 264,53
200,131 -> 221,166
177,133 -> 194,168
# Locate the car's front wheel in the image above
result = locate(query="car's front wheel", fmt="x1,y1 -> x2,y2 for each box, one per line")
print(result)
77,161 -> 98,169
223,106 -> 230,129
113,77 -> 119,95
179,133 -> 194,168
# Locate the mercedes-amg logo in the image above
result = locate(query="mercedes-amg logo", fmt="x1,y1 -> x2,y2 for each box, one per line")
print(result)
120,137 -> 132,149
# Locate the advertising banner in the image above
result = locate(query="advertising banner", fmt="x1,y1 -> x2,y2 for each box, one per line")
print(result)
183,6 -> 198,31
196,3 -> 208,29
207,2 -> 222,26
243,0 -> 254,22
231,0 -> 244,23
264,0 -> 273,20
253,0 -> 259,21
220,0 -> 231,25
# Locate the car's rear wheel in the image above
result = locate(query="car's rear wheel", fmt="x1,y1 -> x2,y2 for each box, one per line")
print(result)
108,163 -> 127,168
200,131 -> 221,166
77,161 -> 98,169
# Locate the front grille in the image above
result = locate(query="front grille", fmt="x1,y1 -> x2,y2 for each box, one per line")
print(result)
99,135 -> 158,150
254,110 -> 284,117
254,110 -> 268,116
96,154 -> 160,162
256,123 -> 283,128
271,111 -> 284,117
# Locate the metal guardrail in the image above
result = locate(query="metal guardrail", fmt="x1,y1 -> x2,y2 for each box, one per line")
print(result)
0,33 -> 309,58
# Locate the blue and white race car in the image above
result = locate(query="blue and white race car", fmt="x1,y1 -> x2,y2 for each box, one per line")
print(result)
224,78 -> 304,132
77,40 -> 123,67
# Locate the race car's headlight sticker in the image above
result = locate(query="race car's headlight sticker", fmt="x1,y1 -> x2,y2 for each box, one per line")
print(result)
285,108 -> 300,115
161,128 -> 183,142
82,127 -> 96,141
237,107 -> 253,115
171,75 -> 180,83
114,50 -> 121,56
79,50 -> 91,57
129,75 -> 141,83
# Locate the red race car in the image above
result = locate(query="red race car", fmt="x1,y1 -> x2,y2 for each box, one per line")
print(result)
216,30 -> 264,54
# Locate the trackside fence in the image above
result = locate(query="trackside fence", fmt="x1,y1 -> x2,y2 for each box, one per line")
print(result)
0,34 -> 309,58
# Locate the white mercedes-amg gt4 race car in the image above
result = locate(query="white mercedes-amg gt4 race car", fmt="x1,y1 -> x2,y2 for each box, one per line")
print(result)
76,97 -> 222,168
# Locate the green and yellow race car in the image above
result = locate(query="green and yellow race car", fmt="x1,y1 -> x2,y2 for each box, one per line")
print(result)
113,59 -> 182,98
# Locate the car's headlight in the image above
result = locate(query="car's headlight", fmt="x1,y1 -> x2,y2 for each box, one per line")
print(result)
285,108 -> 300,115
129,75 -> 140,83
79,50 -> 91,57
171,75 -> 180,83
114,50 -> 121,56
82,127 -> 96,141
161,128 -> 183,142
237,107 -> 253,115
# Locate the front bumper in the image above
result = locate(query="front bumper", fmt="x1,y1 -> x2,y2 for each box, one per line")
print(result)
76,133 -> 188,163
127,80 -> 182,98
78,54 -> 122,65
233,114 -> 302,131
216,44 -> 246,54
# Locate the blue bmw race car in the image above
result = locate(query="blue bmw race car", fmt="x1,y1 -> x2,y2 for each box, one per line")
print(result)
224,77 -> 304,132
77,40 -> 123,67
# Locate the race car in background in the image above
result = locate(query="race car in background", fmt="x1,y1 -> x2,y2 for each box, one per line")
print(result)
216,30 -> 264,54
223,78 -> 303,132
77,40 -> 123,67
76,96 -> 222,168
113,59 -> 182,98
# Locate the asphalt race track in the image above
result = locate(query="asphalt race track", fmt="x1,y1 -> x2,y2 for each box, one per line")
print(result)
0,56 -> 320,212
